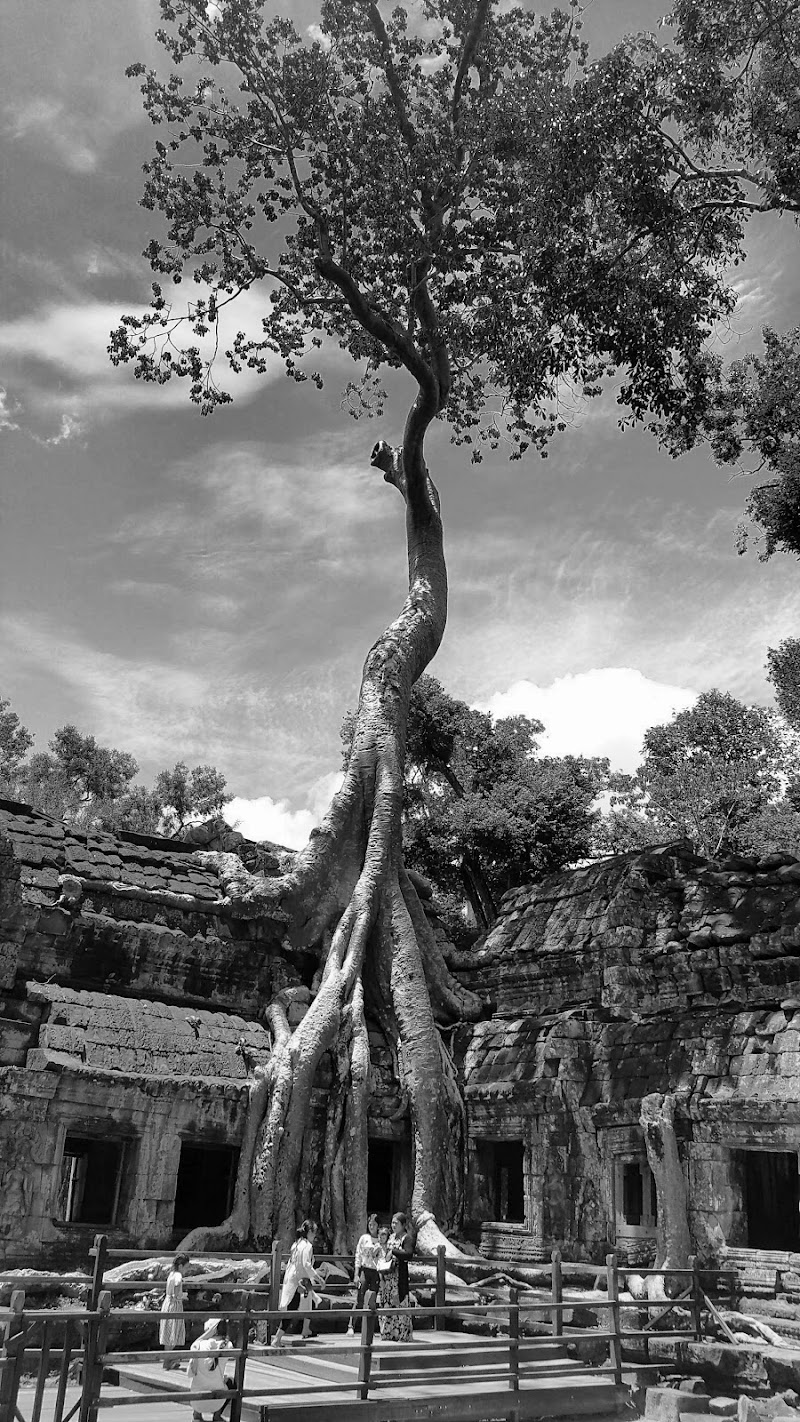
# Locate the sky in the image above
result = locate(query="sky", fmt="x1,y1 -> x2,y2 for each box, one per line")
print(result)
1,0 -> 798,849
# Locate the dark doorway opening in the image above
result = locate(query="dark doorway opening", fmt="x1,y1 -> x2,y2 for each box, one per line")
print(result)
368,1140 -> 396,1219
492,1141 -> 525,1223
57,1136 -> 126,1225
744,1150 -> 800,1250
173,1144 -> 238,1231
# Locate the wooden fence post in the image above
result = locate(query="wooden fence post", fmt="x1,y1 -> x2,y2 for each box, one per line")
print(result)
268,1240 -> 282,1344
53,1317 -> 75,1422
606,1253 -> 622,1386
88,1235 -> 108,1311
80,1288 -> 110,1422
31,1316 -> 52,1422
0,1288 -> 25,1422
551,1248 -> 562,1338
435,1245 -> 446,1331
508,1285 -> 520,1393
228,1291 -> 251,1422
357,1294 -> 377,1401
689,1255 -> 702,1341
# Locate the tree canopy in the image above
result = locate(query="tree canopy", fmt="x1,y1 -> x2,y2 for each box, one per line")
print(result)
597,688 -> 800,860
111,0 -> 753,455
643,1 -> 800,553
359,674 -> 608,936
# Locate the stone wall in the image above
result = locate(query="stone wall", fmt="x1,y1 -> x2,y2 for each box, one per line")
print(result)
456,844 -> 800,1265
0,801 -> 405,1265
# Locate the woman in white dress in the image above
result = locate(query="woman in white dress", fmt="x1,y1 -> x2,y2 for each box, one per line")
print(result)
272,1220 -> 323,1348
187,1316 -> 233,1421
159,1252 -> 189,1369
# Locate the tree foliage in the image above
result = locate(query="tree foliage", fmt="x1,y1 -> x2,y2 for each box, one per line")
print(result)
0,697 -> 34,795
0,694 -> 230,838
597,688 -> 800,859
154,761 -> 232,833
345,674 -> 608,936
768,637 -> 800,730
642,2 -> 800,551
110,0 -> 749,453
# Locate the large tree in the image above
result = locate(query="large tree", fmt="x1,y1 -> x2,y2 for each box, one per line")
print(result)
112,0 -> 753,1252
374,674 -> 607,935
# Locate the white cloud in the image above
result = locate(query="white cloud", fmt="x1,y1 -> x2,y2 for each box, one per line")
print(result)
0,291 -> 286,428
228,770 -> 344,850
0,387 -> 20,432
6,97 -> 98,173
479,668 -> 698,772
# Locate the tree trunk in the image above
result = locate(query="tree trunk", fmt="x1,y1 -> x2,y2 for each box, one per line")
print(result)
179,424 -> 483,1259
640,1092 -> 692,1299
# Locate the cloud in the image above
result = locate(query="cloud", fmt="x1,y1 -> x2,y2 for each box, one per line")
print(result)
0,387 -> 20,433
0,290 -> 287,435
479,668 -> 698,771
6,97 -> 98,173
227,771 -> 343,850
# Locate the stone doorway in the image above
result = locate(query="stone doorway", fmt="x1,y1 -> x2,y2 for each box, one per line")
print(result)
743,1150 -> 800,1251
367,1139 -> 397,1220
173,1143 -> 239,1232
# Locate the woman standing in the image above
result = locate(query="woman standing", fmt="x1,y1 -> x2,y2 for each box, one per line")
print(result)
347,1213 -> 380,1336
272,1221 -> 323,1348
378,1213 -> 414,1342
159,1252 -> 189,1369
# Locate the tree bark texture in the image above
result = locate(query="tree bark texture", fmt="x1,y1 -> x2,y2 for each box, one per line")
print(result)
640,1092 -> 692,1298
179,425 -> 483,1259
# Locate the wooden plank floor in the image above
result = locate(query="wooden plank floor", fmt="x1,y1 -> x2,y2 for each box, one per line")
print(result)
110,1330 -> 649,1422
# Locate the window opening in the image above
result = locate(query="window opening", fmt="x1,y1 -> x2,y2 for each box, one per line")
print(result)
173,1144 -> 239,1231
615,1157 -> 657,1232
57,1136 -> 126,1225
492,1141 -> 525,1224
743,1150 -> 800,1251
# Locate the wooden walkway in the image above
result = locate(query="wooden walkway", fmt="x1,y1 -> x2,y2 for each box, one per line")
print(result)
111,1331 -> 652,1421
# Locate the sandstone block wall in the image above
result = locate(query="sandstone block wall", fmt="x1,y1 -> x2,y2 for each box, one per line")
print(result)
456,844 -> 800,1264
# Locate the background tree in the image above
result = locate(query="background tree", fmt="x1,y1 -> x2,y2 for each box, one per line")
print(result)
21,726 -> 140,827
154,761 -> 232,835
111,0 -> 757,1253
0,693 -> 228,838
596,689 -> 800,859
361,674 -> 607,937
769,638 -> 800,729
0,698 -> 33,797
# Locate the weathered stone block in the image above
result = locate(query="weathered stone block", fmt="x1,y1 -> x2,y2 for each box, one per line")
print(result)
645,1388 -> 709,1420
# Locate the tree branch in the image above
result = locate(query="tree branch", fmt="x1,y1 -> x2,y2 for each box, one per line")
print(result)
315,242 -> 438,404
367,3 -> 418,153
451,0 -> 491,125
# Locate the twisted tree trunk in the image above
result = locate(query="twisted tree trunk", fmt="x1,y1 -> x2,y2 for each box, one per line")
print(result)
179,411 -> 483,1258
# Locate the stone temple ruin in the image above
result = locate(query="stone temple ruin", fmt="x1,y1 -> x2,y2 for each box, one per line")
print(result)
3,795 -> 800,1291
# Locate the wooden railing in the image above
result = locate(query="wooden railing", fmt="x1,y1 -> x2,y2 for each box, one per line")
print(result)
0,1240 -> 734,1422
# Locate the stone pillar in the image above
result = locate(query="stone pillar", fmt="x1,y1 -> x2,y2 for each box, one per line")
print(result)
527,1124 -> 549,1262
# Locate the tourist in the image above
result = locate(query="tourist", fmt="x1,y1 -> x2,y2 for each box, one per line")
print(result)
378,1213 -> 414,1342
159,1252 -> 189,1369
346,1212 -> 381,1336
187,1316 -> 234,1421
271,1220 -> 323,1348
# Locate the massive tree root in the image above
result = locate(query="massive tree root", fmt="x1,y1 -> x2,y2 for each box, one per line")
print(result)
180,429 -> 483,1258
640,1091 -> 692,1299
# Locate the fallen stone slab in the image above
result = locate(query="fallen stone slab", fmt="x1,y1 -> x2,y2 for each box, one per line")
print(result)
646,1386 -> 710,1420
